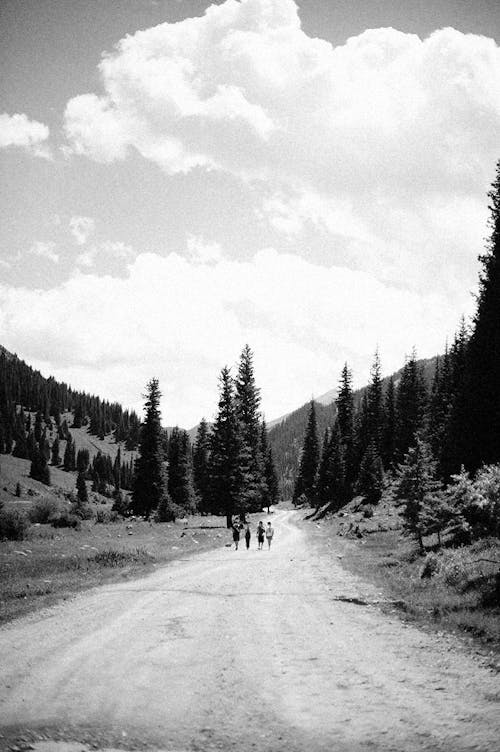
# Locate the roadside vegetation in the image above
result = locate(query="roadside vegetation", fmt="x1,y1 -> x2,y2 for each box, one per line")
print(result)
0,511 -> 227,624
321,497 -> 500,659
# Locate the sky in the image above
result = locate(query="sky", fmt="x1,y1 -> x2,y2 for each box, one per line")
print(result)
0,0 -> 499,427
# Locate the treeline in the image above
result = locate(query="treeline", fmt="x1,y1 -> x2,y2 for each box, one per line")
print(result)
131,345 -> 279,525
269,357 -> 438,499
294,330 -> 466,508
293,160 -> 500,548
0,347 -> 141,454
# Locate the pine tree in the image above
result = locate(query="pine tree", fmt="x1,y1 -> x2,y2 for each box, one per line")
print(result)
235,345 -> 265,511
381,376 -> 396,469
30,444 -> 51,486
208,367 -> 242,527
336,363 -> 355,495
72,402 -> 84,429
260,421 -> 279,512
446,164 -> 500,472
76,448 -> 90,474
193,418 -> 211,513
34,411 -> 43,443
63,435 -> 73,471
393,436 -> 441,553
131,378 -> 171,519
394,350 -> 427,462
113,446 -> 121,490
51,436 -> 61,466
293,400 -> 320,505
76,471 -> 88,504
316,427 -> 333,506
356,440 -> 384,505
168,428 -> 197,514
367,350 -> 384,454
40,429 -> 50,463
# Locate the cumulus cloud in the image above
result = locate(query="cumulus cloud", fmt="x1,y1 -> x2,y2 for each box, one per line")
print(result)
61,0 -> 500,295
0,112 -> 50,157
63,1 -> 499,190
76,240 -> 134,268
186,235 -> 224,264
0,247 -> 473,426
29,241 -> 59,264
69,216 -> 96,245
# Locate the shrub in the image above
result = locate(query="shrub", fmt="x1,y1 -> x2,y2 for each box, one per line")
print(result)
472,465 -> 500,538
50,510 -> 80,529
436,548 -> 479,591
95,509 -> 118,524
89,547 -> 153,568
154,494 -> 181,523
28,497 -> 59,524
70,501 -> 94,520
0,508 -> 29,540
419,552 -> 440,579
111,490 -> 131,517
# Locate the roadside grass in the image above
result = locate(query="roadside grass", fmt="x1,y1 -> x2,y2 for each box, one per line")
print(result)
0,515 -> 228,624
310,500 -> 500,660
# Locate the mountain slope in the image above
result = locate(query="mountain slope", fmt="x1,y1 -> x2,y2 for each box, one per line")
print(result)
268,355 -> 439,499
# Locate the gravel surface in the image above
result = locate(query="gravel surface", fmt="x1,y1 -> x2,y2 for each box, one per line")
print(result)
0,510 -> 499,751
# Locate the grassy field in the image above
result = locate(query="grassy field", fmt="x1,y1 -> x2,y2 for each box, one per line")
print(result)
307,498 -> 500,667
0,514 -> 229,624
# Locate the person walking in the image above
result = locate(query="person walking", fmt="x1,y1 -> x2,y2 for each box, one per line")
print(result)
232,520 -> 241,550
257,521 -> 265,550
265,521 -> 274,550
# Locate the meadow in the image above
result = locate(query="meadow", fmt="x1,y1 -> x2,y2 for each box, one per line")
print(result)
0,514 -> 228,623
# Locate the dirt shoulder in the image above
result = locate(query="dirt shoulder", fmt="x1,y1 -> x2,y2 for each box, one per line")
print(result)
302,503 -> 500,670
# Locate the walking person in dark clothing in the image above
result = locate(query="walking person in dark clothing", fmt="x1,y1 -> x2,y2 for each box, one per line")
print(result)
257,520 -> 265,550
232,520 -> 241,550
245,525 -> 251,550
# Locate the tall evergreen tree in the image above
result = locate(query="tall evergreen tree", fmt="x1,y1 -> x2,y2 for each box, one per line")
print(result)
168,428 -> 197,514
336,363 -> 355,494
381,376 -> 396,469
193,418 -> 211,513
131,378 -> 171,519
51,436 -> 61,466
208,367 -> 242,527
113,446 -> 121,490
260,421 -> 279,512
234,345 -> 265,511
63,435 -> 74,471
293,400 -> 320,505
76,448 -> 90,474
393,436 -> 441,553
30,444 -> 51,485
76,471 -> 88,504
447,165 -> 500,472
34,411 -> 43,443
367,350 -> 384,454
356,440 -> 384,505
394,350 -> 427,462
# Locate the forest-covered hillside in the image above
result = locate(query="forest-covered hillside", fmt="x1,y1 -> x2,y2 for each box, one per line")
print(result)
269,355 -> 438,499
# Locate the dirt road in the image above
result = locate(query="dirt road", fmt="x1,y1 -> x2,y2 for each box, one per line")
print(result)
0,510 -> 499,752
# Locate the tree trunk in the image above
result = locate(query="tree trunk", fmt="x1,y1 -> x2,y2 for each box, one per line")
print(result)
417,532 -> 425,554
226,512 -> 233,528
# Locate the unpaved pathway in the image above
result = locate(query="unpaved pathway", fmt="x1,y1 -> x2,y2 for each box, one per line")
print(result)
0,510 -> 499,752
